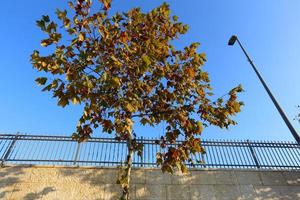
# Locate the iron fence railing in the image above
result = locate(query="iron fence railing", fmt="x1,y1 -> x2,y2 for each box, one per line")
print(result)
0,134 -> 299,170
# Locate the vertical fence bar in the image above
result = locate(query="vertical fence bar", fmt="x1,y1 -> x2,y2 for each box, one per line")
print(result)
108,139 -> 112,166
140,137 -> 143,167
234,140 -> 244,168
223,141 -> 232,168
286,143 -> 300,166
279,143 -> 294,168
227,140 -> 236,167
73,142 -> 81,166
247,140 -> 260,169
268,142 -> 281,169
116,139 -> 120,165
1,134 -> 19,167
288,142 -> 300,166
147,138 -> 150,167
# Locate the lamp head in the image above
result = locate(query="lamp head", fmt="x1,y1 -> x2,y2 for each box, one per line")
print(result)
228,35 -> 237,46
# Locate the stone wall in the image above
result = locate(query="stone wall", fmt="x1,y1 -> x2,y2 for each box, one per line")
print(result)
0,166 -> 299,200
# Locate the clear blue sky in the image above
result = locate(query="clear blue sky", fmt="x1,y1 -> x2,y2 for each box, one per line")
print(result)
1,0 -> 300,142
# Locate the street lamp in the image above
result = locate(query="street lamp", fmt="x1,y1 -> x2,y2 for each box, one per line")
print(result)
228,35 -> 300,144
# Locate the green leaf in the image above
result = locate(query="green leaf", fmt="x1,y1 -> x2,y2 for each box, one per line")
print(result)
67,28 -> 76,35
175,161 -> 182,171
42,84 -> 52,92
183,25 -> 189,32
181,163 -> 188,174
56,9 -> 67,20
141,55 -> 151,67
51,80 -> 58,89
58,98 -> 69,107
46,22 -> 57,33
196,121 -> 203,134
42,15 -> 50,23
35,77 -> 47,86
36,20 -> 45,31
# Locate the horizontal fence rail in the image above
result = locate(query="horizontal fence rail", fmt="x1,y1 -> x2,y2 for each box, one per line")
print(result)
0,134 -> 299,170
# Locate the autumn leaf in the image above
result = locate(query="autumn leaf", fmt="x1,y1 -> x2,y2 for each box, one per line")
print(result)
111,77 -> 121,87
57,98 -> 68,107
72,97 -> 80,105
42,15 -> 50,22
78,32 -> 85,41
41,39 -> 52,47
181,163 -> 188,174
141,55 -> 151,67
100,0 -> 111,10
195,121 -> 203,134
125,103 -> 136,113
186,67 -> 195,78
35,77 -> 47,86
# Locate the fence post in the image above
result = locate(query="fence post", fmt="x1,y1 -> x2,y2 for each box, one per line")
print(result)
140,136 -> 143,167
73,142 -> 81,166
1,134 -> 19,167
247,139 -> 260,169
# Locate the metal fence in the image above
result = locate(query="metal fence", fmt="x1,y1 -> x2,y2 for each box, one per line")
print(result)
0,134 -> 299,170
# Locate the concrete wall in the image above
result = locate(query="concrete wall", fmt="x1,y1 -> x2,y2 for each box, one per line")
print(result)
0,166 -> 299,200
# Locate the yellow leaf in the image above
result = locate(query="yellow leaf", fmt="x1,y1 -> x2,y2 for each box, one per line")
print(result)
181,163 -> 188,174
186,67 -> 195,78
232,102 -> 241,112
41,41 -> 48,47
64,19 -> 71,28
72,97 -> 79,105
141,55 -> 151,67
125,104 -> 135,112
41,62 -> 47,67
195,121 -> 203,134
111,55 -> 118,62
111,77 -> 121,87
78,33 -> 85,42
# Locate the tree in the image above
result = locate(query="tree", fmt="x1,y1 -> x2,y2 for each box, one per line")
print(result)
31,0 -> 243,199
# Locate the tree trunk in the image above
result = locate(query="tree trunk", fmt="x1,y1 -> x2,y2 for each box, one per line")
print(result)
120,133 -> 134,200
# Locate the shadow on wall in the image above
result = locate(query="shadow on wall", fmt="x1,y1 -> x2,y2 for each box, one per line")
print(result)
57,167 -> 154,199
0,166 -> 300,200
0,166 -> 24,199
24,187 -> 55,199
0,166 -> 56,200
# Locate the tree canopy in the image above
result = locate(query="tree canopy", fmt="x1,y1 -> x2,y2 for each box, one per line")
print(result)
31,0 -> 243,199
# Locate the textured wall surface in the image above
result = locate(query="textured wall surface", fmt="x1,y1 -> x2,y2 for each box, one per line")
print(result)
0,166 -> 299,200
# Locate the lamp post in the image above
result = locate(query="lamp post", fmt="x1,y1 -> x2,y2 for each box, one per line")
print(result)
228,35 -> 300,144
